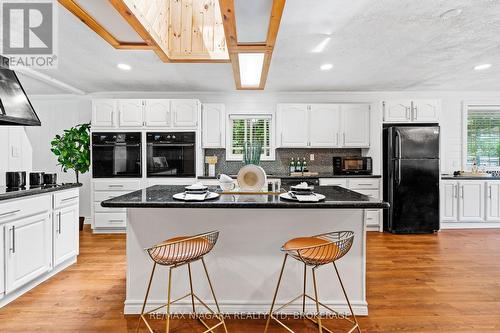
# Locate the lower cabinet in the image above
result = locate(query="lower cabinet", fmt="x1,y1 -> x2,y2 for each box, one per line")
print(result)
4,212 -> 52,294
486,182 -> 500,222
0,227 -> 4,298
458,182 -> 484,222
53,204 -> 79,266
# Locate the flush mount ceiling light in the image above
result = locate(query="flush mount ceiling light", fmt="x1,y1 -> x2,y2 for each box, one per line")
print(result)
311,37 -> 331,53
117,63 -> 132,71
238,53 -> 265,88
474,63 -> 492,71
439,8 -> 463,19
320,63 -> 333,71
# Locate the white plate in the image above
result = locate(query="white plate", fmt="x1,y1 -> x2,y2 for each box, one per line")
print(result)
237,165 -> 267,191
279,192 -> 325,202
173,192 -> 220,201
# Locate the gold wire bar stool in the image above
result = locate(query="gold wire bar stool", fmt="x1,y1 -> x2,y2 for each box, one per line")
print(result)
264,231 -> 361,333
137,230 -> 228,333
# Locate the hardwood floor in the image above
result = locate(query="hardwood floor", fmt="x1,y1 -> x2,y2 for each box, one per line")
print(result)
1,226 -> 500,332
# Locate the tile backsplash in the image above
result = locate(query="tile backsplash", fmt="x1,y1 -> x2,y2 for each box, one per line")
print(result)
204,148 -> 362,175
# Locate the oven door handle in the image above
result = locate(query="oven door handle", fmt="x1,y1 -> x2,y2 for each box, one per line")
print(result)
147,143 -> 195,147
92,143 -> 141,147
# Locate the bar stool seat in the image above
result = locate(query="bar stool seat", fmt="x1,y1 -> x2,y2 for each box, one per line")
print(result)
265,231 -> 361,333
137,231 -> 228,333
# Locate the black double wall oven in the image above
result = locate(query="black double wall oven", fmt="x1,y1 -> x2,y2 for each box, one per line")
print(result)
92,132 -> 142,178
147,132 -> 196,177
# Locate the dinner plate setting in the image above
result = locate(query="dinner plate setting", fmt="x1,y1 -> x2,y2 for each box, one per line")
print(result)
173,183 -> 220,201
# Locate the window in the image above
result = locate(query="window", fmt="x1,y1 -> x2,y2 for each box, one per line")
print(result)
466,104 -> 500,167
227,114 -> 274,161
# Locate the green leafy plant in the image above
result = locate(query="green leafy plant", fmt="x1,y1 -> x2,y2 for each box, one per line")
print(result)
50,123 -> 91,184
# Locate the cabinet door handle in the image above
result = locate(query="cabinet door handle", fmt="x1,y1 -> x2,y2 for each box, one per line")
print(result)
489,186 -> 492,198
108,185 -> 124,188
0,209 -> 20,218
452,185 -> 456,198
10,226 -> 15,253
58,212 -> 62,234
460,186 -> 464,198
109,219 -> 125,223
61,196 -> 78,202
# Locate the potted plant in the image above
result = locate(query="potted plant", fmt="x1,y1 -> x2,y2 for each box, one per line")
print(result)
50,123 -> 91,231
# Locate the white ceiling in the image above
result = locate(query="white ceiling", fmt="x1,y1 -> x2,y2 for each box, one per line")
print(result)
15,0 -> 500,94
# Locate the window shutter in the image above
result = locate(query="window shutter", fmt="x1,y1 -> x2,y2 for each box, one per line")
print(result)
467,105 -> 500,166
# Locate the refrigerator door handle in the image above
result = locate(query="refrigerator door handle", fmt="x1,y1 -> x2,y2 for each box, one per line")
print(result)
395,129 -> 402,159
394,159 -> 401,185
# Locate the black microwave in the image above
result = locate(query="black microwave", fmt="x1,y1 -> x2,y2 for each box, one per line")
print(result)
333,156 -> 372,175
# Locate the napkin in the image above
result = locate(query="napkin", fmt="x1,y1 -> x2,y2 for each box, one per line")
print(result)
184,192 -> 209,201
292,192 -> 320,202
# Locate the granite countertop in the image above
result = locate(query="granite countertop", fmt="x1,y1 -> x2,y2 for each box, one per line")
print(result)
101,185 -> 390,209
441,175 -> 500,180
0,183 -> 82,201
198,174 -> 382,180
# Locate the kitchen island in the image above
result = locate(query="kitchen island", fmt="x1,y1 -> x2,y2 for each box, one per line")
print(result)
102,185 -> 389,316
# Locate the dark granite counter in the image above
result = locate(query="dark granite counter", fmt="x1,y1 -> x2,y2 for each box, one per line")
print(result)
101,185 -> 389,209
0,183 -> 82,201
198,174 -> 382,180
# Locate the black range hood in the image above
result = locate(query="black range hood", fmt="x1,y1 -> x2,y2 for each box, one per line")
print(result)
0,55 -> 41,126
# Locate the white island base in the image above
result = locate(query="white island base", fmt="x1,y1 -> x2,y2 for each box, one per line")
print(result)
124,208 -> 367,316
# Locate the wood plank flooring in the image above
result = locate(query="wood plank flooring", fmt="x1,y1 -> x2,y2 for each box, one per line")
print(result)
1,226 -> 500,332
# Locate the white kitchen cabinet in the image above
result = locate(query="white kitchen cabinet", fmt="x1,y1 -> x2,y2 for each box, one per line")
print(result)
342,104 -> 370,147
92,100 -> 117,127
309,104 -> 340,147
117,99 -> 144,127
202,103 -> 225,148
53,204 -> 79,267
383,100 -> 440,123
144,99 -> 171,127
485,182 -> 500,222
171,100 -> 199,128
458,182 -> 484,222
5,212 -> 52,294
383,100 -> 412,122
440,181 -> 458,222
277,104 -> 309,147
0,226 -> 4,297
412,100 -> 440,122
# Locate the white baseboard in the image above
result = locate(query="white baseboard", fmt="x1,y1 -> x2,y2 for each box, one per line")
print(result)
124,299 -> 368,316
441,222 -> 500,229
0,256 -> 77,308
92,228 -> 126,234
82,216 -> 92,225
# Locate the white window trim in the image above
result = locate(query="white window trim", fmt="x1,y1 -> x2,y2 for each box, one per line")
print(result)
226,113 -> 276,161
462,101 -> 500,171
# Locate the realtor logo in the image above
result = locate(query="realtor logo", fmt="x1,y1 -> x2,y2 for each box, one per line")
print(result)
1,0 -> 58,68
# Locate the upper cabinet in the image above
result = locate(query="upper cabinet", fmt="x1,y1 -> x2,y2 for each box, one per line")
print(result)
383,99 -> 440,123
92,100 -> 117,127
277,103 -> 370,148
117,100 -> 144,127
171,100 -> 199,128
202,104 -> 225,148
91,99 -> 200,129
144,100 -> 171,127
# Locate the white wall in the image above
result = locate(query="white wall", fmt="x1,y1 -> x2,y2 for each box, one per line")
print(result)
0,127 -> 33,186
24,96 -> 92,218
23,90 -> 500,219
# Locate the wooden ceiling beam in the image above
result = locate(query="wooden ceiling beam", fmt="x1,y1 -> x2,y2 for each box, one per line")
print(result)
58,0 -> 153,50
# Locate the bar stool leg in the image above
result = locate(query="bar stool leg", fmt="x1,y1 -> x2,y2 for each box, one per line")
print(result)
137,262 -> 157,333
302,263 -> 307,315
188,263 -> 196,314
201,257 -> 228,333
166,267 -> 173,333
264,254 -> 288,333
312,267 -> 323,333
333,262 -> 361,333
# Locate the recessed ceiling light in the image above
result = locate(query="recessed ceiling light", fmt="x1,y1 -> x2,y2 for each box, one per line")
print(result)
320,63 -> 333,71
238,53 -> 265,88
311,37 -> 331,53
474,63 -> 492,71
117,63 -> 132,71
439,8 -> 463,19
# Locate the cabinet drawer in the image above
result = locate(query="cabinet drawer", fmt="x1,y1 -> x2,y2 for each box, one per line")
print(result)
94,213 -> 126,228
319,178 -> 348,188
94,202 -> 126,214
94,191 -> 130,202
0,195 -> 51,223
348,179 -> 380,190
93,180 -> 141,191
353,189 -> 380,199
53,189 -> 79,209
365,210 -> 380,227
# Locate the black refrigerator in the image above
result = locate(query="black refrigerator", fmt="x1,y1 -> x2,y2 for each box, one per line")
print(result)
383,125 -> 440,234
